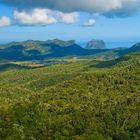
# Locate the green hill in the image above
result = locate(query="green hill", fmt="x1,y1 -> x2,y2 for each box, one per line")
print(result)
115,42 -> 140,56
0,52 -> 140,140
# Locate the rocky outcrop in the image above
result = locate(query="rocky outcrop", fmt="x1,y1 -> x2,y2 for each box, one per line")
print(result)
86,39 -> 106,49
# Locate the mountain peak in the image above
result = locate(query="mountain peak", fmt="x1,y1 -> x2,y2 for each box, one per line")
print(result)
85,39 -> 106,50
45,39 -> 76,47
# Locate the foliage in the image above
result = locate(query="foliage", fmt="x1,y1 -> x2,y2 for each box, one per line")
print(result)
0,52 -> 140,140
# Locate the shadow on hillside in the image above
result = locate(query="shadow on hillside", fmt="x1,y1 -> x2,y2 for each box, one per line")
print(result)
0,64 -> 28,72
92,56 -> 129,68
114,45 -> 140,56
0,45 -> 43,61
42,43 -> 109,58
0,44 -> 109,61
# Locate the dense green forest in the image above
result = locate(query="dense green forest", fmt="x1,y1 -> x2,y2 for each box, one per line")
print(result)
0,50 -> 140,140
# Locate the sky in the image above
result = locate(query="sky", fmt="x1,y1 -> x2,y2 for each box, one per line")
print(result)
0,0 -> 140,44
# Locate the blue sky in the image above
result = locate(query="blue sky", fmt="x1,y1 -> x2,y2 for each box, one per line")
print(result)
0,0 -> 140,44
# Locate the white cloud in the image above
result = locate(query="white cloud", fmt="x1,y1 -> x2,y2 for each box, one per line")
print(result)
0,16 -> 11,27
1,0 -> 139,27
83,19 -> 96,27
13,8 -> 79,25
56,12 -> 79,24
1,0 -> 140,17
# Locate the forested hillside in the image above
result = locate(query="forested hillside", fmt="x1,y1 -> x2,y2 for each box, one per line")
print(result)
0,52 -> 140,140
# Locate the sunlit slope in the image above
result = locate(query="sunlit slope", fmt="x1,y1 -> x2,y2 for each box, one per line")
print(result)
0,52 -> 140,140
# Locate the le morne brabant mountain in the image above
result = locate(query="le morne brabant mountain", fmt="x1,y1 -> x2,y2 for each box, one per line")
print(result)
0,39 -> 140,140
85,39 -> 106,50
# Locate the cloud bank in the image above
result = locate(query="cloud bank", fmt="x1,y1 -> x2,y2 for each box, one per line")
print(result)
0,0 -> 140,27
1,0 -> 140,17
14,9 -> 79,25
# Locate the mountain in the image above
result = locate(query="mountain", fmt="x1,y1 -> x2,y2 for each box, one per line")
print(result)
115,42 -> 140,55
0,39 -> 140,62
45,39 -> 76,47
85,39 -> 106,50
0,39 -> 108,61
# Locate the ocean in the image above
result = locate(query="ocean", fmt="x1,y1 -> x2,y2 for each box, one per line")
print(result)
79,42 -> 137,49
106,42 -> 136,49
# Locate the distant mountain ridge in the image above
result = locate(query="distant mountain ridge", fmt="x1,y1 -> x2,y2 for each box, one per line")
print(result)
0,39 -> 108,61
0,39 -> 140,61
